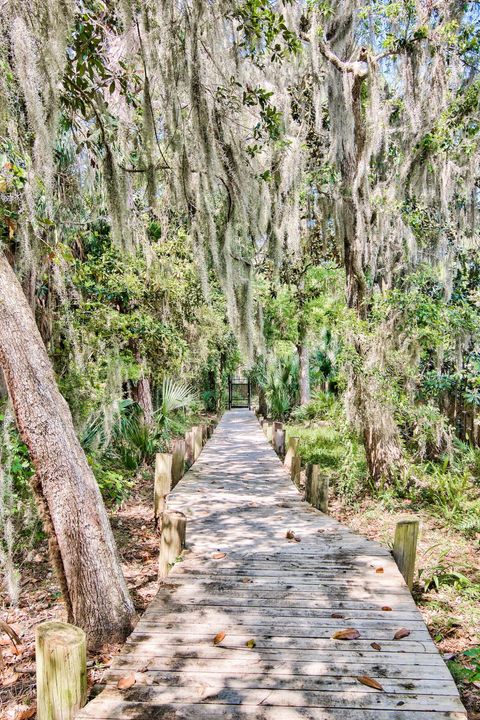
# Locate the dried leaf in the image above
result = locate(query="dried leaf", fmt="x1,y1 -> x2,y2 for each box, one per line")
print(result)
375,567 -> 384,574
381,606 -> 392,611
0,619 -> 21,652
332,628 -> 360,640
117,673 -> 136,690
241,577 -> 252,584
371,642 -> 382,651
245,639 -> 256,648
14,706 -> 36,720
213,631 -> 226,645
357,675 -> 384,691
331,613 -> 344,618
212,552 -> 226,560
285,530 -> 301,542
394,628 -> 411,640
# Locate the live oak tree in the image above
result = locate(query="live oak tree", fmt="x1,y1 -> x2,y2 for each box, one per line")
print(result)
0,254 -> 135,648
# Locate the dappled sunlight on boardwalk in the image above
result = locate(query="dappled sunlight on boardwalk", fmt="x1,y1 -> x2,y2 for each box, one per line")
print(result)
77,410 -> 467,720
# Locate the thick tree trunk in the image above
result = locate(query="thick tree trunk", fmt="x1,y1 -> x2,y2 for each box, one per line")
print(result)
133,375 -> 155,426
348,340 -> 404,484
0,254 -> 135,649
258,387 -> 268,417
297,342 -> 310,406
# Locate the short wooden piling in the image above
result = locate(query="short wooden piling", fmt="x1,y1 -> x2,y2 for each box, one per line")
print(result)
393,517 -> 419,590
265,422 -> 273,443
291,454 -> 301,489
159,510 -> 187,578
305,464 -> 328,513
192,426 -> 203,460
274,428 -> 286,457
154,453 -> 172,525
185,430 -> 195,467
284,436 -> 299,470
171,439 -> 186,488
36,621 -> 87,720
201,424 -> 208,444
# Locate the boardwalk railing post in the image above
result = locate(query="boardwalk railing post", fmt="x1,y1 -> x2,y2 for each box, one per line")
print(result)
305,464 -> 328,513
272,421 -> 283,447
192,426 -> 203,460
201,424 -> 208,445
154,453 -> 172,526
36,621 -> 87,720
393,518 -> 419,590
171,439 -> 186,488
265,421 -> 274,443
291,454 -> 301,489
159,510 -> 187,578
185,429 -> 194,467
274,428 -> 286,458
284,436 -> 299,470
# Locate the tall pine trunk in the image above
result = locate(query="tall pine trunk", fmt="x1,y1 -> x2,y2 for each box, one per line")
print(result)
0,254 -> 135,648
297,341 -> 310,406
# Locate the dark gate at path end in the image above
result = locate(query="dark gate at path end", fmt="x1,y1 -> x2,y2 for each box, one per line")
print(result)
228,376 -> 251,409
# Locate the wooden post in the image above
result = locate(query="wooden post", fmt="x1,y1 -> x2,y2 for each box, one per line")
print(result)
305,464 -> 328,513
291,454 -> 301,489
171,439 -> 185,488
185,430 -> 194,467
36,621 -> 87,720
201,424 -> 208,444
284,436 -> 299,470
393,518 -> 419,590
192,426 -> 203,460
274,428 -> 286,458
265,422 -> 273,443
272,421 -> 283,446
154,453 -> 172,525
206,424 -> 213,439
159,510 -> 187,578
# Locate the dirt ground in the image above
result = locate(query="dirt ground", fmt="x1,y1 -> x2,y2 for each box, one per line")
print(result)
0,471 -> 159,720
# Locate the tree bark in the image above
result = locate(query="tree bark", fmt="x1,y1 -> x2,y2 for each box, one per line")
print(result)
132,374 -> 154,426
297,341 -> 310,406
0,253 -> 135,649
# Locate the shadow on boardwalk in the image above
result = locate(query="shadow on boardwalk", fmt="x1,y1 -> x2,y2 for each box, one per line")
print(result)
77,410 -> 467,720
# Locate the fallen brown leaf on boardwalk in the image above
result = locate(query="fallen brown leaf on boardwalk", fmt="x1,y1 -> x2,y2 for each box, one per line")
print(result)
213,631 -> 226,645
375,567 -> 384,574
394,627 -> 411,640
241,577 -> 252,583
286,530 -> 301,542
357,675 -> 384,691
381,606 -> 392,611
331,613 -> 344,618
332,628 -> 361,640
212,552 -> 226,560
246,639 -> 256,648
371,642 -> 382,651
117,673 -> 136,690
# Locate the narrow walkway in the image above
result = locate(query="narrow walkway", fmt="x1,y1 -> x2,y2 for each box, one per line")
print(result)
78,410 -> 467,719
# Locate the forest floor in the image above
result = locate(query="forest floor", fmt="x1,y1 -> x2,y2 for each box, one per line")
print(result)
328,491 -> 480,719
0,469 -> 159,720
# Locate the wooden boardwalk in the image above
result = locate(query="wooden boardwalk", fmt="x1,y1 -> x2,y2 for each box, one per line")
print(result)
78,410 -> 467,720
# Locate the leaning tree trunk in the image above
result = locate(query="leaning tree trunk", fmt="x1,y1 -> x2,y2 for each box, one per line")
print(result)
0,254 -> 135,648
